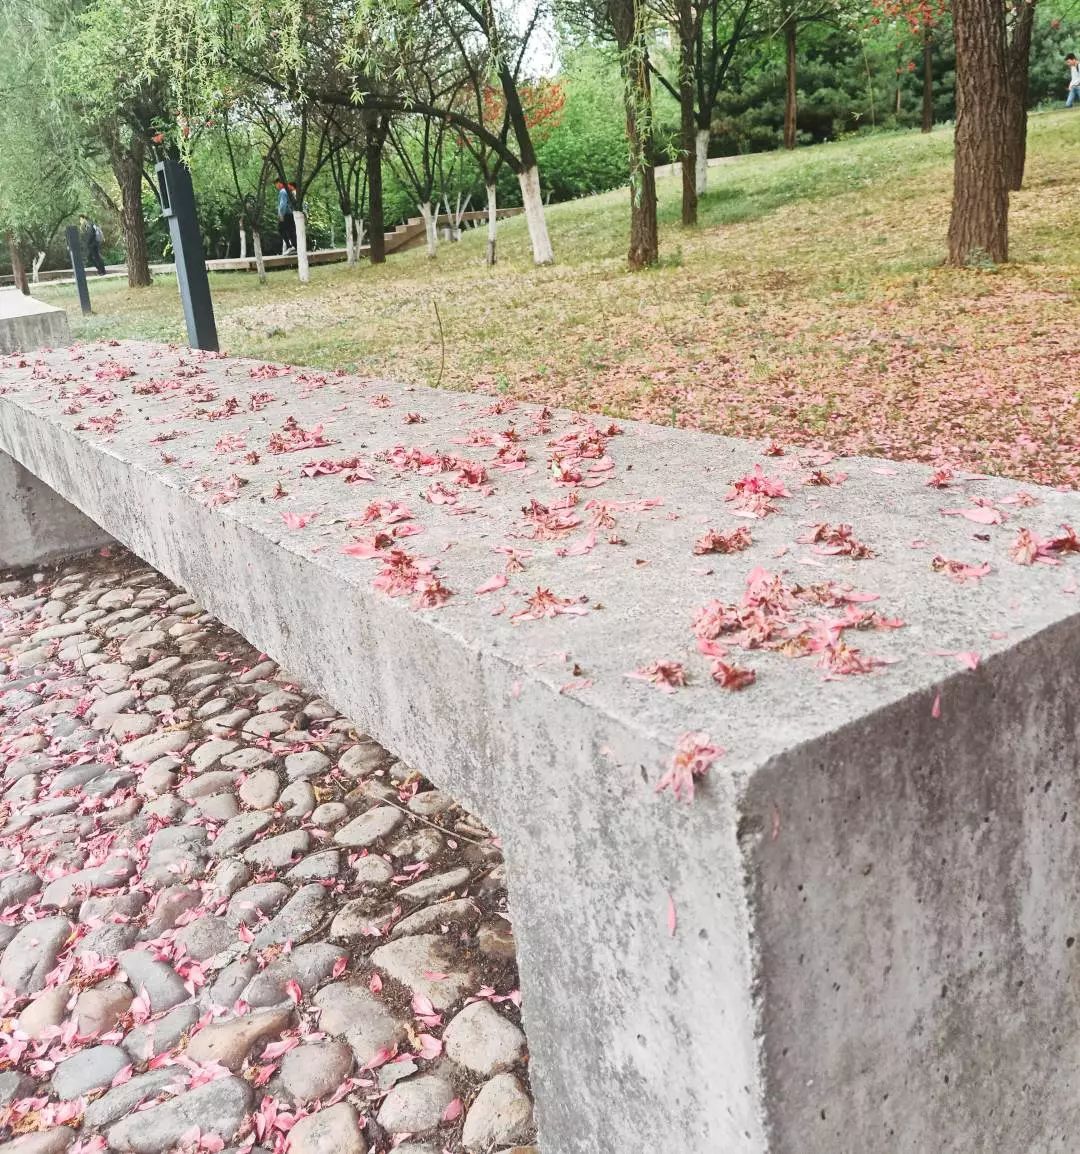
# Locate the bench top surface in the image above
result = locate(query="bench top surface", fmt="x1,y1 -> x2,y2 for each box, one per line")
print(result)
1,340 -> 1077,780
0,292 -> 64,320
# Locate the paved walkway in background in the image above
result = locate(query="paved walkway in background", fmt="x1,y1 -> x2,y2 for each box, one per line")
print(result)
0,548 -> 536,1154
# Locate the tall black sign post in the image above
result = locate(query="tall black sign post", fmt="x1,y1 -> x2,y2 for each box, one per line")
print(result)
64,226 -> 92,316
155,158 -> 219,352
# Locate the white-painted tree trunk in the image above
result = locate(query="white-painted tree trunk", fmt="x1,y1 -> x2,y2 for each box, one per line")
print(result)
696,129 -> 710,196
344,213 -> 355,266
354,216 -> 366,252
517,165 -> 554,265
486,182 -> 498,266
419,201 -> 437,259
31,251 -> 46,283
239,221 -> 247,260
252,228 -> 267,285
294,210 -> 310,283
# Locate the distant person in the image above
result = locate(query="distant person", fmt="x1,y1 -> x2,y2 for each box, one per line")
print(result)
276,181 -> 296,254
80,214 -> 106,275
1068,54 -> 1080,107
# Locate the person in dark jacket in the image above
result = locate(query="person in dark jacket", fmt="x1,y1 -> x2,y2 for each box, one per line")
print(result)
275,182 -> 296,254
79,214 -> 106,275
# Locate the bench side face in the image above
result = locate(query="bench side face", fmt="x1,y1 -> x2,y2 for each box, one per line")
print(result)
0,449 -> 113,567
742,614 -> 1080,1153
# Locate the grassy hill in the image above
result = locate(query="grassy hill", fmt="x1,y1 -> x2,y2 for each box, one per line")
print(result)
38,113 -> 1080,486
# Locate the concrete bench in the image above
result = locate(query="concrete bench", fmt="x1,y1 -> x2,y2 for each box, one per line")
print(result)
1,340 -> 1078,1154
0,292 -> 70,355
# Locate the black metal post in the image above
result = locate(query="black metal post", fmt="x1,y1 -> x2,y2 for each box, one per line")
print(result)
64,226 -> 92,316
155,158 -> 219,352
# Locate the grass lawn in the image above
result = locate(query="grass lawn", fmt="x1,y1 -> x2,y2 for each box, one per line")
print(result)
38,113 -> 1080,487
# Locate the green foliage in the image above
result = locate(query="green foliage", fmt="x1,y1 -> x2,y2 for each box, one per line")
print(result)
705,17 -> 957,153
534,48 -> 630,199
1029,3 -> 1079,107
0,5 -> 84,274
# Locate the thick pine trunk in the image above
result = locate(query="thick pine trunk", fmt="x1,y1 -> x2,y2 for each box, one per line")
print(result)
112,140 -> 151,288
6,232 -> 29,295
678,23 -> 697,226
252,228 -> 267,285
344,213 -> 355,265
486,182 -> 498,266
367,134 -> 386,265
783,20 -> 798,150
947,0 -> 1009,265
419,202 -> 438,259
922,27 -> 934,132
517,166 -> 554,266
695,128 -> 709,196
1004,0 -> 1036,191
294,210 -> 310,283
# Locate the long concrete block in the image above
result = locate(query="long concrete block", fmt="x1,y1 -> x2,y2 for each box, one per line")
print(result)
0,292 -> 70,355
0,341 -> 1078,1153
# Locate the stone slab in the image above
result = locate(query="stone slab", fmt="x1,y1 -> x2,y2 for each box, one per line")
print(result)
0,292 -> 70,355
1,341 -> 1078,1154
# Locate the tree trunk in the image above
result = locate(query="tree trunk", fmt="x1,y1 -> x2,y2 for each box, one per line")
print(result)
922,26 -> 934,132
783,19 -> 798,150
112,139 -> 152,288
367,133 -> 386,265
419,201 -> 438,258
695,128 -> 710,196
6,232 -> 29,295
498,62 -> 555,265
486,182 -> 498,266
626,45 -> 659,265
31,251 -> 46,284
239,220 -> 247,259
609,0 -> 659,268
947,0 -> 1009,265
252,228 -> 267,285
344,213 -> 355,265
355,216 -> 366,252
517,166 -> 554,266
1004,0 -> 1036,190
678,14 -> 698,227
294,209 -> 310,283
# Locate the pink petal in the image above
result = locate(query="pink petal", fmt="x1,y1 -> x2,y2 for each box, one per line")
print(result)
475,573 -> 509,595
940,506 -> 1003,525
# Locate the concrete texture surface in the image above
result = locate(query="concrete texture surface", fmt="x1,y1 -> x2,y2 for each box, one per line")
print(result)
0,450 -> 114,568
1,340 -> 1078,1154
0,292 -> 70,355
